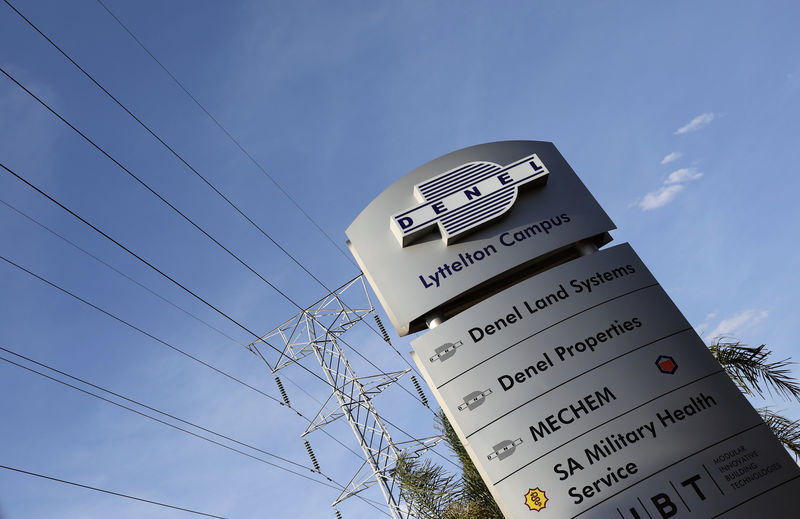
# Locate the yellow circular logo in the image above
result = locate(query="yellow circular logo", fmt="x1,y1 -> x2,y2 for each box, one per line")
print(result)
524,487 -> 548,511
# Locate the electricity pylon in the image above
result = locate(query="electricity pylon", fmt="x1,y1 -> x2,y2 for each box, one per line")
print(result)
249,275 -> 439,518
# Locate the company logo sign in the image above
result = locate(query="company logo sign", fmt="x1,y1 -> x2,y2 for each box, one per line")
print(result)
524,487 -> 548,511
390,154 -> 549,247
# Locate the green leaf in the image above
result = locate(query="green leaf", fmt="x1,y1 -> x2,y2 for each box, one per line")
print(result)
709,339 -> 800,401
758,407 -> 800,459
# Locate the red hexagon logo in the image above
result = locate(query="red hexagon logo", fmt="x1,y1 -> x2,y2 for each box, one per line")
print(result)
655,355 -> 678,374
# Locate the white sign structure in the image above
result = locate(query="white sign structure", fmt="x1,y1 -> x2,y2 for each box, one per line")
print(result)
412,244 -> 800,518
347,141 -> 800,518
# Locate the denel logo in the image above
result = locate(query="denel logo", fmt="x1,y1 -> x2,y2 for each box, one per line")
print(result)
390,153 -> 549,247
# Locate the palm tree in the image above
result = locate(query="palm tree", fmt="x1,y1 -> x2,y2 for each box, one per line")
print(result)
396,338 -> 800,518
709,338 -> 800,458
396,409 -> 503,519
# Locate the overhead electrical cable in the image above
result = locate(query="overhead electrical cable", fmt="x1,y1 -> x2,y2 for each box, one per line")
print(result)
0,249 -> 280,401
0,155 -> 428,418
0,347 -> 395,515
10,0 -> 426,397
6,0 -> 425,393
2,5 -> 446,469
93,0 -> 356,267
0,224 -> 356,460
0,197 -> 325,409
0,211 -> 369,466
0,67 -> 422,410
0,349 -> 392,515
0,207 -> 439,467
0,245 -> 455,470
0,352 -> 329,484
0,65 -> 305,314
1,67 -> 449,467
0,464 -> 226,518
0,157 -> 321,384
0,198 -> 242,347
1,2 -> 427,390
1,0 -> 335,294
0,201 -> 366,461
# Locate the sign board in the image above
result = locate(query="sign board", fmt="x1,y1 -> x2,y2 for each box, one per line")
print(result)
346,141 -> 615,336
411,244 -> 800,518
347,141 -> 798,517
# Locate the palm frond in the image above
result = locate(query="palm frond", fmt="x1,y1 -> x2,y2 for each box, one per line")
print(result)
758,407 -> 800,460
395,453 -> 464,519
709,339 -> 800,401
435,411 -> 504,519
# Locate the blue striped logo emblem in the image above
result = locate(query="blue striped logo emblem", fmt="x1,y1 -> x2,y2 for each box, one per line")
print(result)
391,153 -> 549,246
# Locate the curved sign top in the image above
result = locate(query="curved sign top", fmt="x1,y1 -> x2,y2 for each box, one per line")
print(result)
347,141 -> 615,336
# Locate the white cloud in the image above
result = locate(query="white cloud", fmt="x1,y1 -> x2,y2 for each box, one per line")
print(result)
707,309 -> 769,339
665,167 -> 703,185
693,324 -> 707,337
660,151 -> 682,164
637,166 -> 704,210
638,184 -> 685,210
693,312 -> 718,337
675,113 -> 715,134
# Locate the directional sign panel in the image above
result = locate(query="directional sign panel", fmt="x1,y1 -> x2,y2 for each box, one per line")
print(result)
411,243 -> 800,519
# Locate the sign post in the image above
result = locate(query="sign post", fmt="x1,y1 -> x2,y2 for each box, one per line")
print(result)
347,141 -> 800,517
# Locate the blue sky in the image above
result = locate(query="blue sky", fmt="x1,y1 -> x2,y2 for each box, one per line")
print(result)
1,1 -> 799,517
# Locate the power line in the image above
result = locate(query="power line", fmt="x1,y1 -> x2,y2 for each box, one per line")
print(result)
0,250 -> 278,400
0,348 -> 393,516
4,0 -> 424,403
0,244 -> 454,471
0,236 -> 357,458
0,197 -> 243,348
0,159 -> 415,418
3,5 -> 464,509
0,65 -> 305,314
0,5 -> 426,393
0,68 -> 409,404
0,196 -> 365,463
0,343 -> 356,482
0,159 -> 314,383
0,207 -> 402,516
341,339 -> 429,408
7,0 -> 423,393
0,464 -> 226,518
93,0 -> 356,268
0,196 -> 325,408
1,0 -> 336,294
2,8 -> 444,474
0,200 -> 365,467
0,352 -> 329,485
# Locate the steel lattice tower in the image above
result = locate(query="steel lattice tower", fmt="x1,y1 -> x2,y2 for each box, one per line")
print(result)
249,276 -> 439,518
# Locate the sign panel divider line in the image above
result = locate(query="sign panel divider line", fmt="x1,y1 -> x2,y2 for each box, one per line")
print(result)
495,368 -> 727,484
704,463 -> 726,495
437,282 -> 661,389
710,473 -> 800,518
636,497 -> 653,519
668,480 -> 691,512
568,420 -> 766,518
465,326 -> 694,438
